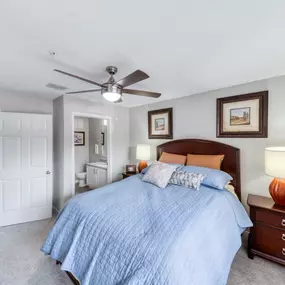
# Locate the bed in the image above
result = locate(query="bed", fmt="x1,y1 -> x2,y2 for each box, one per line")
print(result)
41,139 -> 252,285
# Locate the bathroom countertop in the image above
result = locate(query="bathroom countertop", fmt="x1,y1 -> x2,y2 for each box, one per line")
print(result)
86,162 -> 108,170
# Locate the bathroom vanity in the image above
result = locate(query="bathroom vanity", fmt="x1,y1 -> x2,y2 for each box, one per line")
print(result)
86,162 -> 108,189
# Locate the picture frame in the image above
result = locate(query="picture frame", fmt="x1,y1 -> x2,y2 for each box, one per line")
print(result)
101,132 -> 105,146
148,108 -> 173,139
74,131 -> 85,146
216,91 -> 268,138
126,165 -> 136,174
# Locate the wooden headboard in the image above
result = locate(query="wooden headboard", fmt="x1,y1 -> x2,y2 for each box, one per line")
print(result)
157,139 -> 241,200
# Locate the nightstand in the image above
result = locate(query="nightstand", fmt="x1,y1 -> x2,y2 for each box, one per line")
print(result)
122,172 -> 138,179
247,194 -> 285,266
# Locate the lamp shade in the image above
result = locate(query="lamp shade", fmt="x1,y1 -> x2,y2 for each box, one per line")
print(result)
136,144 -> 151,161
265,147 -> 285,179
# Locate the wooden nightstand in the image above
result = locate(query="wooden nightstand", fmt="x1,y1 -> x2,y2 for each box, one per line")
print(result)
247,194 -> 285,266
122,172 -> 138,179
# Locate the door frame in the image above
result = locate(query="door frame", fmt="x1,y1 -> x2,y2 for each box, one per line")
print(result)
71,112 -> 112,197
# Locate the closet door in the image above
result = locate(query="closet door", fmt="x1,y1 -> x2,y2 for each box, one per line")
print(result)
0,112 -> 52,227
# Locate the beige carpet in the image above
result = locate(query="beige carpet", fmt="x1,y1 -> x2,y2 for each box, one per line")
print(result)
0,217 -> 284,285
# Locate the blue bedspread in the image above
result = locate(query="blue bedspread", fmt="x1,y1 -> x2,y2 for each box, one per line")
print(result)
41,175 -> 252,285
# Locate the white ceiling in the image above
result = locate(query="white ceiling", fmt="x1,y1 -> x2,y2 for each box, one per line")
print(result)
1,0 -> 285,107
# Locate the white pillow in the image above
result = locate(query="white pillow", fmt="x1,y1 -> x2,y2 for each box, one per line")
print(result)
142,161 -> 177,188
225,183 -> 238,199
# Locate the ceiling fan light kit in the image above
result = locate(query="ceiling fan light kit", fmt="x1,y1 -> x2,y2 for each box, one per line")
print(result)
101,68 -> 122,102
103,92 -> 121,102
54,65 -> 161,103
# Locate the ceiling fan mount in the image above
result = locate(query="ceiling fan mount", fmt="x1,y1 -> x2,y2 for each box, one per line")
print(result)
106,66 -> 118,76
53,65 -> 161,103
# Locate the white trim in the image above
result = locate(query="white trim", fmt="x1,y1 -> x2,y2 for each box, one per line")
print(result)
71,112 -> 112,197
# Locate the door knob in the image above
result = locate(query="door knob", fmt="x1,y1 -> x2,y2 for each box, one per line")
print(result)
46,170 -> 51,175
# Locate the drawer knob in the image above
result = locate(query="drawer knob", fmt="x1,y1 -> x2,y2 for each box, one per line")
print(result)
282,219 -> 285,227
283,248 -> 285,256
283,234 -> 285,241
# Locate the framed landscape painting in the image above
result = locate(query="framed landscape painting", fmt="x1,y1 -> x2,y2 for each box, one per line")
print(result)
216,91 -> 268,138
74,131 -> 85,146
148,108 -> 173,139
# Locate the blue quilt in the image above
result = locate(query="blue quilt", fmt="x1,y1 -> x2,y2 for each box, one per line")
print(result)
41,175 -> 252,285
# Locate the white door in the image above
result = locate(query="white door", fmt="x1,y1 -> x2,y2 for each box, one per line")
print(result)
0,112 -> 52,227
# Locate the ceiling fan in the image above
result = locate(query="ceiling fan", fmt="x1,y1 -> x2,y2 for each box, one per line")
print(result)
54,66 -> 161,103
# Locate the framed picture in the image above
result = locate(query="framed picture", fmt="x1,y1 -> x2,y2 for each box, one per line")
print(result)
126,165 -> 136,174
148,108 -> 173,139
216,91 -> 268,138
74,131 -> 85,146
101,132 -> 105,145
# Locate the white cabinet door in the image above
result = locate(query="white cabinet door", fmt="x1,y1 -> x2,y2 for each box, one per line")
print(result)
0,112 -> 52,227
96,167 -> 107,188
87,165 -> 97,188
86,166 -> 107,189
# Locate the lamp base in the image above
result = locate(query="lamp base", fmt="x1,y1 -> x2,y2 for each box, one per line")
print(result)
269,178 -> 285,206
138,161 -> 148,173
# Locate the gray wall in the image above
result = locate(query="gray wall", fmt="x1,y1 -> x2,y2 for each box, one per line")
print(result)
74,117 -> 89,174
0,91 -> 53,113
60,95 -> 129,209
89,118 -> 107,163
129,75 -> 285,206
53,96 -> 64,210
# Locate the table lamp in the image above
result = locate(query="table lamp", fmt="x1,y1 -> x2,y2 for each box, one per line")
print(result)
136,144 -> 150,173
265,147 -> 285,206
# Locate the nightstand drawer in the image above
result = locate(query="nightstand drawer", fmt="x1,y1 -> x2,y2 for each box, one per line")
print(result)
255,209 -> 285,229
253,225 -> 285,260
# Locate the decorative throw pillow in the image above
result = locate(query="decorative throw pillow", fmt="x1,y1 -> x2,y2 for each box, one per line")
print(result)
159,152 -> 187,165
186,154 -> 225,170
142,161 -> 177,188
169,171 -> 205,190
141,163 -> 183,174
181,165 -> 232,190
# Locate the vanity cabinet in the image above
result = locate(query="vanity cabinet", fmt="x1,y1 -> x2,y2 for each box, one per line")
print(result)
87,165 -> 107,189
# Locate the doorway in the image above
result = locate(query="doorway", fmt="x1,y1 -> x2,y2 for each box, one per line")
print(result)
71,112 -> 112,196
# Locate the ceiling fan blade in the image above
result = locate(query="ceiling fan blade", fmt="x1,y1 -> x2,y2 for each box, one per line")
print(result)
123,89 -> 161,98
66,89 -> 101,95
54,69 -> 103,87
116,70 -> 149,88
